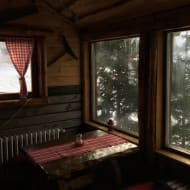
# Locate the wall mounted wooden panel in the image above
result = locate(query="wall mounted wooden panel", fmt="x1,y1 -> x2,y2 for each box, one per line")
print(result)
47,54 -> 80,86
0,86 -> 81,136
47,24 -> 81,87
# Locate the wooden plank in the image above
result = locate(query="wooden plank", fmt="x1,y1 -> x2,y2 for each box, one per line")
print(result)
78,0 -> 129,20
0,4 -> 38,23
81,4 -> 190,40
63,0 -> 77,8
79,0 -> 190,29
0,111 -> 81,129
36,37 -> 48,98
0,119 -> 82,136
138,34 -> 150,158
47,41 -> 80,86
48,76 -> 80,86
154,31 -> 165,150
81,41 -> 90,123
0,102 -> 81,119
48,85 -> 81,96
0,23 -> 53,35
48,94 -> 81,104
47,58 -> 81,86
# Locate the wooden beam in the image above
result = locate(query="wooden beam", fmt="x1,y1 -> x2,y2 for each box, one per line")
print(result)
0,23 -> 54,35
64,0 -> 78,8
78,0 -> 131,20
81,4 -> 190,39
62,35 -> 78,59
41,0 -> 77,24
47,35 -> 77,66
0,4 -> 38,23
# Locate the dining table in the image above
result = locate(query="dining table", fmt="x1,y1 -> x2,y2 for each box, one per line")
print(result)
23,129 -> 138,190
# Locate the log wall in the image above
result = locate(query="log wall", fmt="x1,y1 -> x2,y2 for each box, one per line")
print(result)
0,18 -> 81,135
0,86 -> 81,136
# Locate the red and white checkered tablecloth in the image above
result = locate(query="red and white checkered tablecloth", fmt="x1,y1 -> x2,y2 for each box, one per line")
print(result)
27,134 -> 127,164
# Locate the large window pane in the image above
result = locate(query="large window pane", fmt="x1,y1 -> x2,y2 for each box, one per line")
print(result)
166,30 -> 190,153
91,37 -> 140,136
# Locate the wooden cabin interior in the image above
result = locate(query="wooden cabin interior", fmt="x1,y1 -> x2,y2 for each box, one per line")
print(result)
1,0 -> 190,189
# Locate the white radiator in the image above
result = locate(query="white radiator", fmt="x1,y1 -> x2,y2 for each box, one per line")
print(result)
0,127 -> 65,164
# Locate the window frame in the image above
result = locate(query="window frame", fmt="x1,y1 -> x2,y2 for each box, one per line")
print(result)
0,35 -> 47,107
155,28 -> 190,165
166,28 -> 190,155
82,34 -> 147,145
90,37 -> 140,136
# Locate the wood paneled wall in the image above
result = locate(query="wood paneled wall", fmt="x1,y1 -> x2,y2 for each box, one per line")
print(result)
47,24 -> 81,87
0,22 -> 81,135
0,8 -> 81,88
0,86 -> 81,136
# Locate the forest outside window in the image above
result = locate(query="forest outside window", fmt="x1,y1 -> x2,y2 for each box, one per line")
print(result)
166,29 -> 190,154
91,37 -> 140,136
0,37 -> 46,102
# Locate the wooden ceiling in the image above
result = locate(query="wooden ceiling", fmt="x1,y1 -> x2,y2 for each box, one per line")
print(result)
1,0 -> 190,31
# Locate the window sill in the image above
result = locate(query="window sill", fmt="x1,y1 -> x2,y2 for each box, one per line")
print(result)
156,149 -> 190,166
85,121 -> 139,145
0,97 -> 48,108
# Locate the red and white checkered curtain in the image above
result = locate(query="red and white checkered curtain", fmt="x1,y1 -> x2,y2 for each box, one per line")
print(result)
6,38 -> 33,98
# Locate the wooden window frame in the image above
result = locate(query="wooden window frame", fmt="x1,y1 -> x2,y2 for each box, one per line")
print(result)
154,28 -> 190,166
0,36 -> 47,107
82,34 -> 147,145
80,4 -> 190,166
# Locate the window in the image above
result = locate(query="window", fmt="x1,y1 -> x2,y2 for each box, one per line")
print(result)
166,29 -> 190,154
0,37 -> 46,102
0,41 -> 32,95
91,37 -> 140,136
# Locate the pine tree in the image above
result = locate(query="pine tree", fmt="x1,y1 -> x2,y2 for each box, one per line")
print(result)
94,38 -> 139,135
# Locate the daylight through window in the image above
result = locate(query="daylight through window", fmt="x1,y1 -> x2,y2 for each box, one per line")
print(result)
91,37 -> 140,136
166,30 -> 190,153
0,42 -> 32,94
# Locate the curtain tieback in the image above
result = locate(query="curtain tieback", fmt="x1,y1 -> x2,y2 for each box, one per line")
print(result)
19,76 -> 25,81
